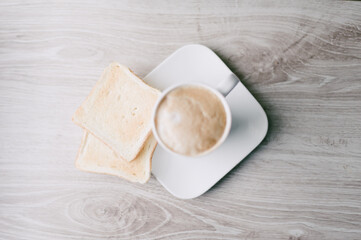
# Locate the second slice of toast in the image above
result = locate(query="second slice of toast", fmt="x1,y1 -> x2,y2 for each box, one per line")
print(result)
76,131 -> 157,183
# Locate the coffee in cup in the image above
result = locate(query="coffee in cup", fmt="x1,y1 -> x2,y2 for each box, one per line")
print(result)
153,84 -> 231,156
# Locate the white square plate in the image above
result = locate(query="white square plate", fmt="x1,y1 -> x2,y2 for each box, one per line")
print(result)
144,44 -> 268,199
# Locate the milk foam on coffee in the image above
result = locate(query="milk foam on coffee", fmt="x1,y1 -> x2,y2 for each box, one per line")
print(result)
155,86 -> 227,156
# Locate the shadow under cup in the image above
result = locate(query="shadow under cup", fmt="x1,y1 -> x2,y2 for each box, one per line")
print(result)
151,83 -> 232,157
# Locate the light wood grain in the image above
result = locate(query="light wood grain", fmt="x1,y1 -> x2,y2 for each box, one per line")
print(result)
1,0 -> 361,239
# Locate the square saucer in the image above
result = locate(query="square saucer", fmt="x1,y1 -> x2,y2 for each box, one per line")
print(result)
144,44 -> 268,199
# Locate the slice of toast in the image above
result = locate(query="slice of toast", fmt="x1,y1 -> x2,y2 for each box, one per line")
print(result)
76,131 -> 157,183
72,63 -> 160,161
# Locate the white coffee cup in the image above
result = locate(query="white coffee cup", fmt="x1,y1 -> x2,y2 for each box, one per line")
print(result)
151,73 -> 240,157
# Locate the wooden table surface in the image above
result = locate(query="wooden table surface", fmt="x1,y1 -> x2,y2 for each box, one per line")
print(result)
1,1 -> 361,239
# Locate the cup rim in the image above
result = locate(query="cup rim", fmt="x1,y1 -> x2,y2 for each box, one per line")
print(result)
151,82 -> 232,158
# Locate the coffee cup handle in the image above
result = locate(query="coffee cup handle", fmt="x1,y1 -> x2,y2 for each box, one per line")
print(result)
216,73 -> 240,97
